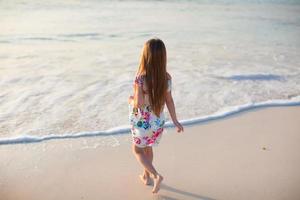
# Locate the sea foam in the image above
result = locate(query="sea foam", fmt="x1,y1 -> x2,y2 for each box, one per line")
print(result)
1,97 -> 299,145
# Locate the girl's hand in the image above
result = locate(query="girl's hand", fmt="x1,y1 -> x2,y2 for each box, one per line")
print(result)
128,96 -> 134,105
174,120 -> 184,133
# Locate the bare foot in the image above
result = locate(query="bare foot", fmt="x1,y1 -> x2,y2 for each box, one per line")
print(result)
139,174 -> 151,185
152,174 -> 163,193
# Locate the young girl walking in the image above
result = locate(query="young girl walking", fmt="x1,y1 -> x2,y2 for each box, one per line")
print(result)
128,38 -> 184,193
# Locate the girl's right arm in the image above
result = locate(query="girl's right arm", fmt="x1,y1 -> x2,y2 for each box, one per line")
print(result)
133,76 -> 145,108
166,90 -> 184,133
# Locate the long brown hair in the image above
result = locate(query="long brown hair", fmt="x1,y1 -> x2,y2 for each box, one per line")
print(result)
137,38 -> 168,116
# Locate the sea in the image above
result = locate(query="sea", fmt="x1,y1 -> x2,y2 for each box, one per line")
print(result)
0,0 -> 300,145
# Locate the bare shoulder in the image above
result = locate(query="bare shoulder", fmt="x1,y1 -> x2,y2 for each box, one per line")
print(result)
166,72 -> 172,80
136,72 -> 146,78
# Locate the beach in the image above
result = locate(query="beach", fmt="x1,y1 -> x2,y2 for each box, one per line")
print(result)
1,0 -> 300,199
1,106 -> 300,200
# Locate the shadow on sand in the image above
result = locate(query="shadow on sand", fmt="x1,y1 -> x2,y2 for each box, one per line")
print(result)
153,184 -> 216,200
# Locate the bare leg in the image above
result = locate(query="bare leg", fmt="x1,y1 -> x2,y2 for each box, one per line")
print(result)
132,144 -> 158,177
144,147 -> 163,193
132,144 -> 163,193
140,147 -> 153,185
143,147 -> 153,178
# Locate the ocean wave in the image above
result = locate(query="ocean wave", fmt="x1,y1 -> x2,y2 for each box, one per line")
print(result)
0,32 -> 117,43
220,74 -> 285,81
1,97 -> 300,145
60,33 -> 101,37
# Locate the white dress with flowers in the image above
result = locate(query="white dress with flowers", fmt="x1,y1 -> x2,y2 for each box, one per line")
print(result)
128,75 -> 171,148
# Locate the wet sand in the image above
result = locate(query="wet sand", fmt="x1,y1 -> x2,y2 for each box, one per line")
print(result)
1,106 -> 300,200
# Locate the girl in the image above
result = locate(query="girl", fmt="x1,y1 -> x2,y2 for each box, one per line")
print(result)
128,38 -> 184,194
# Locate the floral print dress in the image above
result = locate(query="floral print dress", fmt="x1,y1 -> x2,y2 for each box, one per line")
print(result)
128,75 -> 172,148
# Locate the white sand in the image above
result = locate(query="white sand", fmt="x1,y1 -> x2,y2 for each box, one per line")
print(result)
1,106 -> 300,200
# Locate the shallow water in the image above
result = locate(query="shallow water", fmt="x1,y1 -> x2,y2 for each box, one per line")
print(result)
0,0 -> 300,142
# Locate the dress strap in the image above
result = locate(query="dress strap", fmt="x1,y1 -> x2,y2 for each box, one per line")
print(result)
134,75 -> 144,87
